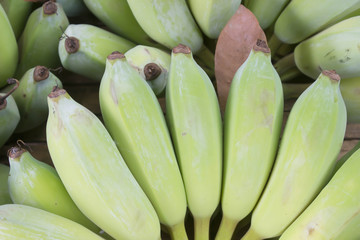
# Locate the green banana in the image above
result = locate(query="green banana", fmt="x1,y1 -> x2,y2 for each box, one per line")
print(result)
46,87 -> 160,240
187,0 -> 241,38
294,16 -> 360,80
0,0 -> 32,39
333,140 -> 360,174
127,0 -> 203,53
242,70 -> 347,239
7,144 -> 100,233
0,164 -> 11,205
16,1 -> 69,78
333,214 -> 360,240
82,0 -> 156,45
56,0 -> 88,17
166,44 -> 222,240
247,0 -> 289,30
99,52 -> 187,239
0,79 -> 20,149
125,45 -> 171,96
58,24 -> 136,81
274,0 -> 360,44
0,4 -> 18,88
2,66 -> 63,133
279,146 -> 360,239
0,204 -> 104,240
216,40 -> 284,240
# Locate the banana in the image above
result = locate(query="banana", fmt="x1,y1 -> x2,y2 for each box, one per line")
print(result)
166,44 -> 222,240
246,0 -> 289,30
0,204 -> 104,239
274,0 -> 360,44
187,0 -> 241,39
333,140 -> 360,174
0,79 -> 20,149
2,66 -> 63,133
46,87 -> 160,240
125,45 -> 171,96
241,70 -> 347,239
333,214 -> 360,240
82,0 -> 156,45
294,16 -> 360,80
216,39 -> 284,240
7,144 -> 100,233
0,164 -> 11,205
56,0 -> 88,17
99,52 -> 187,239
58,24 -> 136,82
15,1 -> 69,78
279,146 -> 360,240
127,0 -> 203,53
0,0 -> 32,39
0,4 -> 18,88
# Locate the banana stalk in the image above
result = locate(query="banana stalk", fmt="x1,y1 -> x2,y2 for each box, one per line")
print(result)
58,24 -> 136,82
7,145 -> 100,233
99,52 -> 188,239
166,44 -> 222,240
0,204 -> 104,240
0,164 -> 11,205
216,39 -> 284,240
242,70 -> 347,239
46,88 -> 161,240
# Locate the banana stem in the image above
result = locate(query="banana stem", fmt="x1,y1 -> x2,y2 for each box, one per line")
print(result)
268,33 -> 283,58
241,227 -> 262,240
168,221 -> 188,240
282,83 -> 310,100
280,67 -> 302,82
214,216 -> 238,240
193,217 -> 210,240
194,45 -> 215,79
274,53 -> 295,75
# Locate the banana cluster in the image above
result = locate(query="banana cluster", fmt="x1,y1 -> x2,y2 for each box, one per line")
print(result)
0,1 -> 359,239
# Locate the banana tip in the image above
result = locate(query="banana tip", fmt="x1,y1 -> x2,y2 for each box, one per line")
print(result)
49,87 -> 66,98
7,146 -> 26,159
322,70 -> 340,82
34,66 -> 50,82
107,51 -> 125,60
144,63 -> 162,81
173,44 -> 191,54
253,39 -> 270,53
65,37 -> 80,54
43,1 -> 57,15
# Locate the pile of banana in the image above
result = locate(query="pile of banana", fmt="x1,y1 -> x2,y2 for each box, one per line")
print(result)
0,0 -> 360,239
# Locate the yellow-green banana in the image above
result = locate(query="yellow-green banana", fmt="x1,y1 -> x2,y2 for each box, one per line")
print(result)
187,0 -> 241,38
0,79 -> 20,148
82,0 -> 155,45
125,45 -> 171,96
0,4 -> 18,88
127,0 -> 203,53
99,52 -> 188,239
0,0 -> 32,39
7,145 -> 100,233
242,70 -> 347,239
166,44 -> 222,240
58,24 -> 136,81
16,1 -> 69,78
294,16 -> 360,80
216,40 -> 284,240
46,88 -> 160,240
0,164 -> 11,205
0,204 -> 104,240
274,0 -> 360,44
279,146 -> 360,239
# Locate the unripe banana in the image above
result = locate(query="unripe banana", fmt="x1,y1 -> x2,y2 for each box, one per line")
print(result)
187,0 -> 241,39
294,16 -> 360,80
242,70 -> 347,239
99,52 -> 187,239
333,214 -> 360,240
0,79 -> 20,148
82,0 -> 155,45
280,146 -> 360,240
0,164 -> 11,205
16,1 -> 69,78
2,66 -> 62,133
0,4 -> 18,88
274,0 -> 360,44
216,40 -> 284,240
7,145 -> 100,233
166,44 -> 222,240
0,204 -> 104,240
125,45 -> 171,96
58,24 -> 136,82
127,0 -> 203,53
0,0 -> 32,38
56,0 -> 87,17
246,0 -> 289,30
46,88 -> 160,240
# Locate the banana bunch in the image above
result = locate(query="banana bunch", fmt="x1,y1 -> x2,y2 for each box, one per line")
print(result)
0,164 -> 11,205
